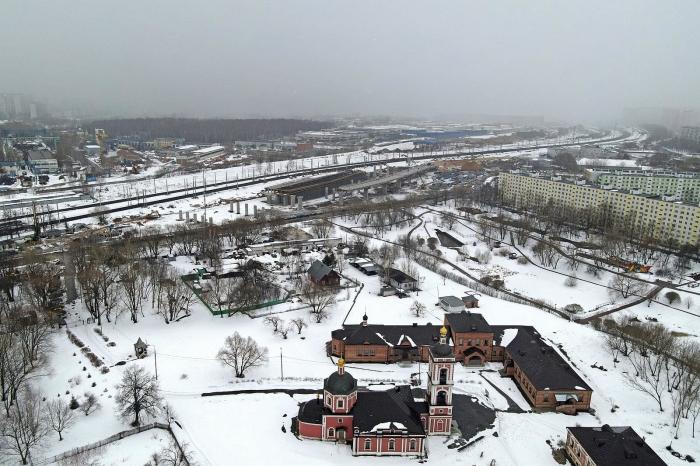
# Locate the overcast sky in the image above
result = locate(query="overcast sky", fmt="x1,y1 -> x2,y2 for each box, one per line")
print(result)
2,0 -> 698,123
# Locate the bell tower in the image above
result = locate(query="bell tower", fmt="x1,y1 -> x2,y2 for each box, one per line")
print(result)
426,326 -> 454,435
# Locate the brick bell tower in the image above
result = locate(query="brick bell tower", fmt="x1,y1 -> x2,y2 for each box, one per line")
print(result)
426,326 -> 455,435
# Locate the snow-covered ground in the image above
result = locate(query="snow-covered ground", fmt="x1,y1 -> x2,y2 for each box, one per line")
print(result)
27,224 -> 698,465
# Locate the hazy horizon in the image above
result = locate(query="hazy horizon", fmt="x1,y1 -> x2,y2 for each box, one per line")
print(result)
2,0 -> 699,124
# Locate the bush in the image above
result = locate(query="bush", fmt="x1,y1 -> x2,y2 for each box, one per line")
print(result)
67,330 -> 85,348
69,396 -> 80,410
564,276 -> 577,287
100,366 -> 110,374
665,291 -> 681,304
564,303 -> 583,314
517,256 -> 528,265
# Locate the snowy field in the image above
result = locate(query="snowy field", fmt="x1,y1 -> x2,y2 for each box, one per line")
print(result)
28,226 -> 700,465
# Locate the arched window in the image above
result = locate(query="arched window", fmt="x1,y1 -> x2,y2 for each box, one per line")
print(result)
409,439 -> 417,451
337,398 -> 344,409
439,368 -> 448,384
328,427 -> 335,438
388,439 -> 395,451
364,439 -> 371,450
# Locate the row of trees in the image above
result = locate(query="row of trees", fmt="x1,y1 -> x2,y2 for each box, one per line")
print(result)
0,366 -> 168,465
604,318 -> 700,437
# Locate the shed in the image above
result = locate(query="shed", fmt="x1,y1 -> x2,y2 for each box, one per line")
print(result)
439,296 -> 465,313
308,260 -> 341,286
462,295 -> 479,309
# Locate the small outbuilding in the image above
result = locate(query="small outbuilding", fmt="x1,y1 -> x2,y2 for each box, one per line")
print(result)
385,268 -> 418,291
439,296 -> 465,313
134,338 -> 148,359
308,260 -> 341,286
462,295 -> 479,309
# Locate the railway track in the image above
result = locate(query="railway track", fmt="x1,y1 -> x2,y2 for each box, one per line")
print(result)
0,130 -> 635,235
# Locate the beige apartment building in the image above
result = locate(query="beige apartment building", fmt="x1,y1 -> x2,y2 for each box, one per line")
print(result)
587,168 -> 700,204
498,172 -> 700,245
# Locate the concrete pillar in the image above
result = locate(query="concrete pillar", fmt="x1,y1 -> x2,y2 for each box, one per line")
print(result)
186,211 -> 190,222
193,213 -> 198,222
179,210 -> 183,221
290,194 -> 296,207
383,184 -> 388,195
228,202 -> 233,213
209,217 -> 213,225
325,186 -> 329,198
254,205 -> 258,217
266,192 -> 272,203
245,203 -> 249,216
236,202 -> 241,215
297,196 -> 303,210
333,188 -> 337,200
364,187 -> 369,200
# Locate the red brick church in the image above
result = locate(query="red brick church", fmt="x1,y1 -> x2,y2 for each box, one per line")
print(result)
293,327 -> 456,457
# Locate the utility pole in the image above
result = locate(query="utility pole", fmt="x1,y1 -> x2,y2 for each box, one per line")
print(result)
280,347 -> 284,381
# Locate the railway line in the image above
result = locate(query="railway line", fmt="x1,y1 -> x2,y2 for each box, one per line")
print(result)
0,129 -> 636,235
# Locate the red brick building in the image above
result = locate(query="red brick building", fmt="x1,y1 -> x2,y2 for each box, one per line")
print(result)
499,326 -> 592,413
566,425 -> 667,466
295,328 -> 456,457
329,311 -> 593,413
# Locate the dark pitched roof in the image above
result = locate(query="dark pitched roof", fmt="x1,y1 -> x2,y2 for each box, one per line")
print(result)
332,323 -> 441,347
308,260 -> 334,281
386,268 -> 416,283
568,426 -> 667,466
462,295 -> 479,303
324,371 -> 357,395
445,311 -> 492,334
440,296 -> 465,308
353,386 -> 426,435
506,326 -> 591,391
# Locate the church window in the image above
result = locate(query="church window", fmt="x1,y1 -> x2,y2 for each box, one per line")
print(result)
409,439 -> 417,451
328,428 -> 335,437
388,439 -> 395,451
364,439 -> 371,450
337,399 -> 344,409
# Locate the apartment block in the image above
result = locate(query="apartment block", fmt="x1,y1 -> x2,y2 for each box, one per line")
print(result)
498,172 -> 700,245
587,168 -> 700,204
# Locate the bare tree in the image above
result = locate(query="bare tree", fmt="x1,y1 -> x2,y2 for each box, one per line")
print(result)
310,219 -> 334,238
279,321 -> 292,339
410,300 -> 426,317
79,392 -> 100,417
45,398 -> 76,441
264,316 -> 283,333
216,332 -> 268,378
0,388 -> 48,465
301,280 -> 336,323
147,438 -> 193,466
118,261 -> 148,323
115,366 -> 162,426
157,272 -> 194,324
290,317 -> 307,335
608,275 -> 648,299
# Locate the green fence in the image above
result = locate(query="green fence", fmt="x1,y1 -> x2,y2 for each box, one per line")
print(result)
181,273 -> 288,317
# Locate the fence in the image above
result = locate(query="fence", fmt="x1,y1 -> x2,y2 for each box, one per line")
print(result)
181,272 -> 288,316
33,422 -> 188,466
